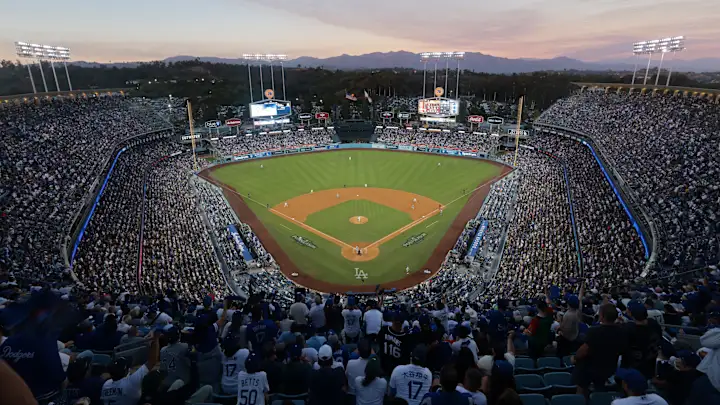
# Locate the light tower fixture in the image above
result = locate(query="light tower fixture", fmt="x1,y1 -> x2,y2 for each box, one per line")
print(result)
15,41 -> 73,93
419,52 -> 465,99
243,53 -> 289,102
631,36 -> 685,86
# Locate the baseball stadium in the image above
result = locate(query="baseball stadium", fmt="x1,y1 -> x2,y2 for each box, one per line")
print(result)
1,20 -> 719,405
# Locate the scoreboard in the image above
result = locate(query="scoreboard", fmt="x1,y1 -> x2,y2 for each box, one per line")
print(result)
418,97 -> 459,117
250,100 -> 292,118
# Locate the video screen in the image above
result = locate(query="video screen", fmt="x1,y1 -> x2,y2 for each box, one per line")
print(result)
418,98 -> 459,116
250,101 -> 292,118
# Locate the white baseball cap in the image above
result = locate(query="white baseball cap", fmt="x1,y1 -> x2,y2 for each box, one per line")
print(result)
318,344 -> 333,361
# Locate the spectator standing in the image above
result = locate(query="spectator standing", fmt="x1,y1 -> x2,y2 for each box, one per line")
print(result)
363,300 -> 384,342
525,301 -> 553,358
309,343 -> 347,405
420,365 -> 472,405
343,298 -> 363,343
390,345 -> 432,405
354,357 -> 387,405
378,312 -> 412,374
346,338 -> 373,397
281,344 -> 312,395
290,294 -> 310,329
309,295 -> 327,332
621,301 -> 662,380
573,303 -> 628,396
219,339 -> 249,395
556,294 -> 582,358
160,326 -> 192,388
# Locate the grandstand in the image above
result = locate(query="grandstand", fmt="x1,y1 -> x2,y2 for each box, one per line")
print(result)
1,82 -> 719,405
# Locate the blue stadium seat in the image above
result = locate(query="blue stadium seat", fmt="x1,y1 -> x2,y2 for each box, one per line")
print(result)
91,354 -> 112,366
537,357 -> 567,372
589,392 -> 620,405
515,357 -> 540,374
516,374 -> 551,395
520,394 -> 550,405
543,372 -> 575,395
212,392 -> 238,405
550,394 -> 586,405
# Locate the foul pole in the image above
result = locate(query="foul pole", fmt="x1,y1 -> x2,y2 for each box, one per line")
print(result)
187,100 -> 199,171
512,96 -> 524,167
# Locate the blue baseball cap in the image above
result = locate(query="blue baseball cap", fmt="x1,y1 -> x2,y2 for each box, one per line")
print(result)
567,295 -> 580,309
677,350 -> 702,368
245,352 -> 262,373
493,360 -> 514,377
616,368 -> 648,392
288,344 -> 302,359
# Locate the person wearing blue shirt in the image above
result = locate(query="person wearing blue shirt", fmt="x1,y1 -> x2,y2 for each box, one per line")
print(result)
420,365 -> 472,405
487,299 -> 513,343
247,305 -> 279,351
0,331 -> 66,402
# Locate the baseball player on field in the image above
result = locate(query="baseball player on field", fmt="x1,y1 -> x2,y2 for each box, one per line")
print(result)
284,202 -> 288,208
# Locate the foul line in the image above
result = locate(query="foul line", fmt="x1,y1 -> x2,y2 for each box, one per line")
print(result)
279,224 -> 292,231
203,176 -> 355,250
366,177 -> 497,249
426,221 -> 438,229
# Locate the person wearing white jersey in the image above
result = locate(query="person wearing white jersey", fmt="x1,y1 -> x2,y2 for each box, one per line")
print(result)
342,297 -> 363,343
451,325 -> 479,363
237,352 -> 270,405
101,331 -> 160,405
390,345 -> 433,405
363,300 -> 384,343
220,339 -> 250,395
346,338 -> 373,397
431,298 -> 450,334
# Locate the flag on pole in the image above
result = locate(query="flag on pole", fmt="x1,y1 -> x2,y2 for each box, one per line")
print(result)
345,92 -> 357,101
364,90 -> 373,104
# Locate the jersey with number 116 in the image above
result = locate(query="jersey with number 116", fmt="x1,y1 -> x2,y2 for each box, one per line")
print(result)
390,364 -> 433,405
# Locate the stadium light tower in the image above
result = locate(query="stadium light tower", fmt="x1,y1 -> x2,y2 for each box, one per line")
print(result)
243,53 -> 289,101
15,42 -> 72,93
420,52 -> 465,99
631,36 -> 685,86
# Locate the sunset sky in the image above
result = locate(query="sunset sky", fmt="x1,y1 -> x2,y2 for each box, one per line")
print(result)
0,0 -> 717,62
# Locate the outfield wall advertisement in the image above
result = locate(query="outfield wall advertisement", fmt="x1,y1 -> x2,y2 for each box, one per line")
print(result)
223,143 -> 493,166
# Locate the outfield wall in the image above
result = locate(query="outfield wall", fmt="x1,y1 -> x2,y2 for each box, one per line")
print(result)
209,142 -> 503,168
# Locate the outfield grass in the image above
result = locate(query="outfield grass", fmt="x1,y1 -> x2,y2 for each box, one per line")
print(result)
211,150 -> 502,286
305,200 -> 412,244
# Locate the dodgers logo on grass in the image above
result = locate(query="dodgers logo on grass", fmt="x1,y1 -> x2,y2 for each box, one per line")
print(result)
292,235 -> 317,249
402,232 -> 427,247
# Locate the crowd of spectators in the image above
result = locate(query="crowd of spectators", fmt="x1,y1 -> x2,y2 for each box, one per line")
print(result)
496,150 -> 579,298
1,97 -> 168,286
538,92 -> 719,271
532,134 -> 647,289
375,128 -> 499,154
213,129 -> 335,156
141,154 -> 229,302
72,138 -> 176,294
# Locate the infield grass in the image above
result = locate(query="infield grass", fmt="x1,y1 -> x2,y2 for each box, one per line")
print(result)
211,150 -> 502,286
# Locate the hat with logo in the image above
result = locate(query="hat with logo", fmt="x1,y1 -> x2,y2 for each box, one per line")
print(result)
677,350 -> 702,368
288,343 -> 303,359
615,368 -> 648,392
492,360 -> 514,377
245,352 -> 262,373
318,344 -> 333,361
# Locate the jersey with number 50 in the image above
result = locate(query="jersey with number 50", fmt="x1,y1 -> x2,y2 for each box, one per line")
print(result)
390,364 -> 433,405
236,371 -> 269,405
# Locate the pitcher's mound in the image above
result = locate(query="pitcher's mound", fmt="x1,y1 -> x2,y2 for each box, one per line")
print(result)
349,216 -> 368,225
342,242 -> 379,262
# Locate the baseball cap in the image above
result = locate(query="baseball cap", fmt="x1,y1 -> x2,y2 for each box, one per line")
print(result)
288,344 -> 303,359
327,334 -> 339,346
615,368 -> 648,393
677,350 -> 702,368
318,344 -> 333,361
411,344 -> 427,363
109,357 -> 130,380
627,300 -> 648,320
492,360 -> 514,377
245,352 -> 262,373
567,295 -> 580,309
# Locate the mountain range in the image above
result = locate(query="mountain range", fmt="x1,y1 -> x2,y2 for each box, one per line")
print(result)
74,51 -> 720,73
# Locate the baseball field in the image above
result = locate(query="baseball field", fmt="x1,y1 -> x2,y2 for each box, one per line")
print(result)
201,149 -> 510,292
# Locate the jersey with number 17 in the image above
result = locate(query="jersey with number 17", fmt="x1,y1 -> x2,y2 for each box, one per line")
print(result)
390,364 -> 433,405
